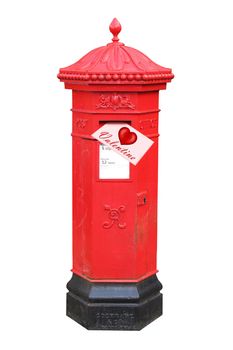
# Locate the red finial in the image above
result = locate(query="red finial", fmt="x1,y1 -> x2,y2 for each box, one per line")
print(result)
109,18 -> 122,42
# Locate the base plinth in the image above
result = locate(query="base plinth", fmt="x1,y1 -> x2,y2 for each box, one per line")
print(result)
66,273 -> 162,330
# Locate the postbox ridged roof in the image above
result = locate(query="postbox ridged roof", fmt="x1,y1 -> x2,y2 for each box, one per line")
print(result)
58,18 -> 174,85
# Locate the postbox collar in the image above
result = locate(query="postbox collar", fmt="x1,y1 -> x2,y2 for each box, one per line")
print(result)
58,18 -> 174,85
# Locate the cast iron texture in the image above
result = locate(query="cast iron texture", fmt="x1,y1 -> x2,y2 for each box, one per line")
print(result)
66,273 -> 162,330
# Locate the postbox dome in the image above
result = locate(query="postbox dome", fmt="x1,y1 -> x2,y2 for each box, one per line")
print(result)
58,18 -> 174,85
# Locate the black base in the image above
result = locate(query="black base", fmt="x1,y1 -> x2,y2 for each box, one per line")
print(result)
66,273 -> 162,330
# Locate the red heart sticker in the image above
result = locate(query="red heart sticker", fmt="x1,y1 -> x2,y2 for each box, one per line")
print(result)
118,127 -> 137,145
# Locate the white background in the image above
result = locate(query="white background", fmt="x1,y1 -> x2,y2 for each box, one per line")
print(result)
0,0 -> 233,349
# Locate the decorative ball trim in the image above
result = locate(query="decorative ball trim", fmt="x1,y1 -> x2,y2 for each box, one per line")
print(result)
57,72 -> 174,83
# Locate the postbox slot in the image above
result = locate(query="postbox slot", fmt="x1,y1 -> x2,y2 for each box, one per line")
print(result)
99,120 -> 131,126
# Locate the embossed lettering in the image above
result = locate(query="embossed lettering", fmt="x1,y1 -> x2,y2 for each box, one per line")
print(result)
96,93 -> 135,110
103,205 -> 126,229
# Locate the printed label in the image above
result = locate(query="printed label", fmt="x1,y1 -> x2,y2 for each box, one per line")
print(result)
99,144 -> 130,179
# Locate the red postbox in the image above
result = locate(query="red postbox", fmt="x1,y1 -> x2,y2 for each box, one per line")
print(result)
58,18 -> 173,330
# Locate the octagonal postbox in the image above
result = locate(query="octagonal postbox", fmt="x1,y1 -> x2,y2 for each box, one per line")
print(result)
58,18 -> 174,330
